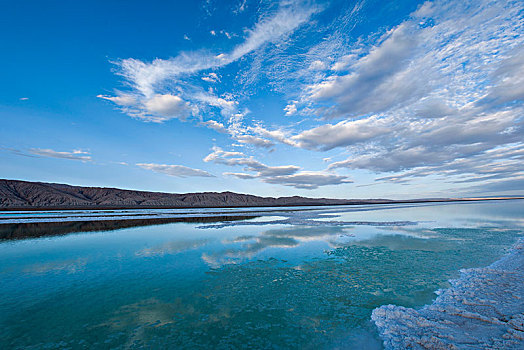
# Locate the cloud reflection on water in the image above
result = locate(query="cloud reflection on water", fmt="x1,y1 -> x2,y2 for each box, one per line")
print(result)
202,226 -> 355,267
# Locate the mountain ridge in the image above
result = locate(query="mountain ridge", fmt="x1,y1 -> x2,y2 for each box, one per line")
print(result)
0,179 -> 361,209
0,179 -> 521,210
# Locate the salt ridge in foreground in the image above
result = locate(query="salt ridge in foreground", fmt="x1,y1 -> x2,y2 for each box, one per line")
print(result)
372,238 -> 524,349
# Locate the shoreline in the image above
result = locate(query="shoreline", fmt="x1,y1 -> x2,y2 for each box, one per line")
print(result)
1,196 -> 523,212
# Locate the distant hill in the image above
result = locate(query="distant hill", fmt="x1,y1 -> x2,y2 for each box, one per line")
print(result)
0,179 -> 520,210
0,179 -> 367,209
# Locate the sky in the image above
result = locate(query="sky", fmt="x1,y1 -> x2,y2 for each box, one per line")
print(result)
1,0 -> 523,199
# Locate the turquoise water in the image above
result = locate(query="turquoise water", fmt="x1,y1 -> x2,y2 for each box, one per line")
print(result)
0,200 -> 522,349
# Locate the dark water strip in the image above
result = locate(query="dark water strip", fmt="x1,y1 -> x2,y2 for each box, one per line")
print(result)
0,215 -> 257,241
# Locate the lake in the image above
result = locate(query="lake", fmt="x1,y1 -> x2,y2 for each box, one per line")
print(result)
0,200 -> 523,349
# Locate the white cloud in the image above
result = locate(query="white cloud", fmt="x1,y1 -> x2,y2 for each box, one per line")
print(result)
366,142 -> 524,195
330,54 -> 357,72
262,172 -> 353,189
234,134 -> 274,148
203,146 -> 245,162
204,147 -> 350,189
201,120 -> 228,133
309,60 -> 327,71
137,163 -> 214,178
290,116 -> 391,151
412,1 -> 435,18
248,125 -> 295,146
223,172 -> 256,179
477,48 -> 524,107
284,102 -> 297,116
142,94 -> 189,120
99,93 -> 189,122
193,92 -> 237,117
97,94 -> 136,106
28,148 -> 92,161
308,21 -> 422,117
201,72 -> 220,83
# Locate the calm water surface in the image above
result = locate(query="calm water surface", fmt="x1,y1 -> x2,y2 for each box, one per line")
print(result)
0,200 -> 522,349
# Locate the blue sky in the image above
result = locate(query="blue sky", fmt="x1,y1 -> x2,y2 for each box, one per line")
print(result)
1,0 -> 523,199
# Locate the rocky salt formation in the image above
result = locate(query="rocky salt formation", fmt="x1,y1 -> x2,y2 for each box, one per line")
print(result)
372,238 -> 524,349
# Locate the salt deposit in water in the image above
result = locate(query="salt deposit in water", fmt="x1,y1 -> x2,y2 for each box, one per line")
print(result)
372,238 -> 524,349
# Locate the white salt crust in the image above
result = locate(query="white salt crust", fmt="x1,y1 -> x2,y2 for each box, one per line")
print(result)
372,238 -> 524,349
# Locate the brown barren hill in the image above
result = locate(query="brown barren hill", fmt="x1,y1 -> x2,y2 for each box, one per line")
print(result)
0,179 -> 521,210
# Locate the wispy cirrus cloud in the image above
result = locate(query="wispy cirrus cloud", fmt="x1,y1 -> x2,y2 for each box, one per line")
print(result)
137,163 -> 215,178
100,1 -> 321,125
28,148 -> 92,161
3,148 -> 93,161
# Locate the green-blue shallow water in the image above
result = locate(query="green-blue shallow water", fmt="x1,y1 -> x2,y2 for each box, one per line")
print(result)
0,200 -> 522,349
